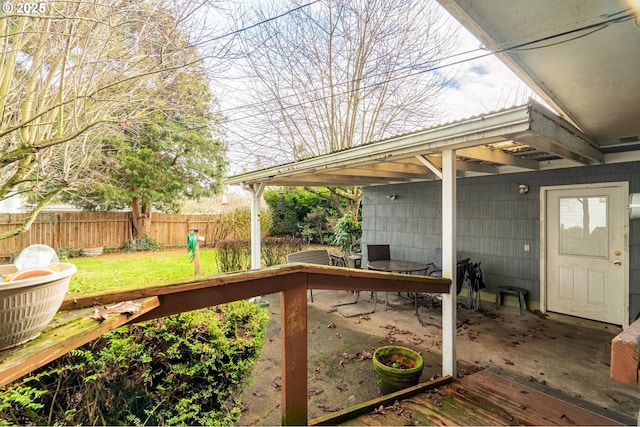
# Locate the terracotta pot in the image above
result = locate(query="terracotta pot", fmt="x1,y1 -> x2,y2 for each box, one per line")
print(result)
373,345 -> 424,395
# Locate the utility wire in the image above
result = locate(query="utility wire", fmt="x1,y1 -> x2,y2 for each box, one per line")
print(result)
218,7 -> 636,125
198,1 -> 320,44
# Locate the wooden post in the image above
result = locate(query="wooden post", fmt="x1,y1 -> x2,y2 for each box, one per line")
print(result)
242,182 -> 266,269
441,149 -> 457,377
281,274 -> 308,425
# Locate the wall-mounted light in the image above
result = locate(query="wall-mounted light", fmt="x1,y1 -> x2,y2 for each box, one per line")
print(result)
518,184 -> 529,195
387,194 -> 398,200
630,193 -> 640,219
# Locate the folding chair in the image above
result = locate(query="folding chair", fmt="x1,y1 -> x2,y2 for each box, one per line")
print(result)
465,262 -> 485,311
366,244 -> 391,309
286,249 -> 330,303
328,252 -> 368,317
425,247 -> 470,307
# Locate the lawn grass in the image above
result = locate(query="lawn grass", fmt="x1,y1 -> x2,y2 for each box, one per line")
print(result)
68,248 -> 221,293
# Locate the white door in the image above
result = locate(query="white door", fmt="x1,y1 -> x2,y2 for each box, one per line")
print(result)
544,183 -> 628,326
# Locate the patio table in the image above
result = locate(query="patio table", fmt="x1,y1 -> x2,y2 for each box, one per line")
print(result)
367,260 -> 428,274
367,260 -> 429,313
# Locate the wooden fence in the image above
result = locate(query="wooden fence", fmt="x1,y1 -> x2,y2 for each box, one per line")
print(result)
0,212 -> 235,260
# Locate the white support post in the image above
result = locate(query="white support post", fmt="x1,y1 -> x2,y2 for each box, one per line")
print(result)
242,182 -> 266,270
441,149 -> 457,377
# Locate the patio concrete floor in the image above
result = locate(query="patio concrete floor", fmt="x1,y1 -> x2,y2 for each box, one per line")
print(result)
237,290 -> 640,426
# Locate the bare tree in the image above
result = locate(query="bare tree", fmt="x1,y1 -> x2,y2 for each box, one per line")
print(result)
223,0 -> 459,217
226,0 -> 458,162
0,0 -> 230,240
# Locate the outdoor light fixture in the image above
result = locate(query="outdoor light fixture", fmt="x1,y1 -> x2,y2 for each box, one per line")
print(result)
387,194 -> 398,200
518,184 -> 529,195
630,193 -> 640,219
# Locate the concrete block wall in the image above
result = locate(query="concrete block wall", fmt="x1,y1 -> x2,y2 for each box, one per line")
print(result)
362,161 -> 640,322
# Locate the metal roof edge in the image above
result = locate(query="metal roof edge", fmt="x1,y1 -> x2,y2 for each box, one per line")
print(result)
225,104 -> 532,186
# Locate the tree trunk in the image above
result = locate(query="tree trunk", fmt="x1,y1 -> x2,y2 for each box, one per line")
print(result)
131,196 -> 152,238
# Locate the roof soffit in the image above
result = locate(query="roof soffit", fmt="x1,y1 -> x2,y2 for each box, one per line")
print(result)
437,0 -> 640,147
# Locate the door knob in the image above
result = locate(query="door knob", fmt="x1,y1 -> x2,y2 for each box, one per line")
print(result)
614,260 -> 622,266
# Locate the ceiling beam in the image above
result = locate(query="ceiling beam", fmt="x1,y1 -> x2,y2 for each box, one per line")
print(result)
521,104 -> 604,164
352,161 -> 432,176
416,155 -> 443,179
334,168 -> 427,180
263,174 -> 417,187
422,155 -> 500,175
457,146 -> 540,170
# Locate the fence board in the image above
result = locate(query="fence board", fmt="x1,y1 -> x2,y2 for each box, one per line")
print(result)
0,212 -> 233,259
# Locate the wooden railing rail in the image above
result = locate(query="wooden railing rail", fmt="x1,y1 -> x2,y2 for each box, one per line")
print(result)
611,317 -> 640,386
3,264 -> 451,425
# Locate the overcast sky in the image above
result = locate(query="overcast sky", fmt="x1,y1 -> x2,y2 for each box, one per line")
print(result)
432,15 -> 537,123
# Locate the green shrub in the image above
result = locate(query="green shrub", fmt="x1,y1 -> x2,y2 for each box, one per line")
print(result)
331,211 -> 361,254
215,239 -> 251,272
264,187 -> 339,239
127,235 -> 162,252
0,301 -> 269,426
56,246 -> 83,259
226,208 -> 251,239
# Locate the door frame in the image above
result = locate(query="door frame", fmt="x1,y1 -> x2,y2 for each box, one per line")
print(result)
540,182 -> 629,327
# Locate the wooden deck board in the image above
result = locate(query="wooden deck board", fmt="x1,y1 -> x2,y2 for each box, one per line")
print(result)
358,410 -> 414,426
404,391 -> 510,425
343,369 -> 627,426
454,370 -> 617,425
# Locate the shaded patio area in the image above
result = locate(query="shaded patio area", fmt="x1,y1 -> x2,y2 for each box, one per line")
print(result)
238,289 -> 639,425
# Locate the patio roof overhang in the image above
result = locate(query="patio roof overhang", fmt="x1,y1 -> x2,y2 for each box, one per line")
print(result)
437,0 -> 640,150
224,100 -> 611,381
225,101 -> 608,189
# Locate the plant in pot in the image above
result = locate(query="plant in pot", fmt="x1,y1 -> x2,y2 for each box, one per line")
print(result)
373,345 -> 424,395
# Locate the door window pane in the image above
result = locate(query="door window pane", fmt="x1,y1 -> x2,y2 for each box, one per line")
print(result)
559,196 -> 607,257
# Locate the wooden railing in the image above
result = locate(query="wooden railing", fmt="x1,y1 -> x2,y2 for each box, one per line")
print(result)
0,264 -> 451,425
611,317 -> 640,387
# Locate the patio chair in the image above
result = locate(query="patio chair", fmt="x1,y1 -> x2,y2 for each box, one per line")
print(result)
349,238 -> 361,256
286,249 -> 331,303
329,252 -> 372,317
367,244 -> 390,262
465,261 -> 485,311
366,244 -> 390,307
329,252 -> 348,267
424,247 -> 470,308
426,248 -> 470,293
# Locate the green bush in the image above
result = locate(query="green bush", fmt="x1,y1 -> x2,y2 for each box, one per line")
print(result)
0,301 -> 269,426
127,235 -> 162,252
56,246 -> 83,259
264,187 -> 339,240
215,239 -> 251,272
216,237 -> 305,269
331,212 -> 361,254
